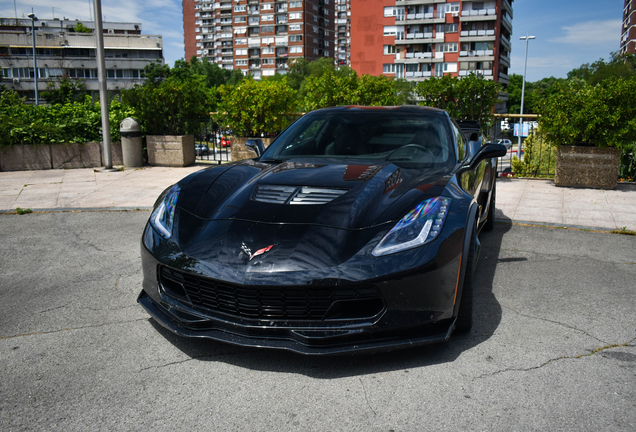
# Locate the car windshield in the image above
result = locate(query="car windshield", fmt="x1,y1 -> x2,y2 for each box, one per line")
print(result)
261,108 -> 455,168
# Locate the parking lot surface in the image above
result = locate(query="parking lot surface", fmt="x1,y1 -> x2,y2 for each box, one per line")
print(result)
1,212 -> 634,431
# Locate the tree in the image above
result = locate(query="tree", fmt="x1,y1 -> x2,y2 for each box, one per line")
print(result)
414,73 -> 501,126
537,77 -> 636,148
567,52 -> 636,86
122,74 -> 216,135
216,77 -> 297,136
41,77 -> 87,105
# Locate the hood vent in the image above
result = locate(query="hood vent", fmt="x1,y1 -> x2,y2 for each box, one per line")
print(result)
290,187 -> 348,205
253,185 -> 297,204
254,185 -> 348,205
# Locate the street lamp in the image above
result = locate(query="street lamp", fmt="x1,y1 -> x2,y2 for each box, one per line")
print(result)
518,32 -> 535,161
27,11 -> 38,105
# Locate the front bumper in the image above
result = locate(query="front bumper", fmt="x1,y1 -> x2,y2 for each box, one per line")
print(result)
138,289 -> 455,355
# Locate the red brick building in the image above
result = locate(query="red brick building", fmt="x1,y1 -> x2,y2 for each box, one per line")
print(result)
183,0 -> 337,79
621,0 -> 635,55
348,0 -> 513,85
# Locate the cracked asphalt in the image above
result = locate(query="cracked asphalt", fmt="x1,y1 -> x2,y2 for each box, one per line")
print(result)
1,211 -> 635,431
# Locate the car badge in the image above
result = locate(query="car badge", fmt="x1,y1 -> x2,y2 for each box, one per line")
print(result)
240,242 -> 274,261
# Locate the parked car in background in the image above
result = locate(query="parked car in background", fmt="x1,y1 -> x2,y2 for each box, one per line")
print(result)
220,137 -> 231,147
496,139 -> 512,150
195,143 -> 209,156
138,105 -> 507,355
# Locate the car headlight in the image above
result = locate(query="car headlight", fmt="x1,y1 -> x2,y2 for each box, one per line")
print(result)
372,197 -> 451,257
150,184 -> 181,239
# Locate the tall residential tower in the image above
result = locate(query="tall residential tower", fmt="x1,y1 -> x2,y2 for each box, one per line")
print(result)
183,0 -> 337,79
348,0 -> 513,85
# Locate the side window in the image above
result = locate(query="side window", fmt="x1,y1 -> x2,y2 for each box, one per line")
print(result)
449,119 -> 467,162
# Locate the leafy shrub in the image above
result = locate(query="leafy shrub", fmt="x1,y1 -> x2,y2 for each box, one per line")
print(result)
216,77 -> 297,137
510,129 -> 557,177
537,78 -> 636,148
122,74 -> 215,135
413,73 -> 501,127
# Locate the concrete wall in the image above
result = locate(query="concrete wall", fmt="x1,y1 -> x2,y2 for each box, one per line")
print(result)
0,142 -> 123,172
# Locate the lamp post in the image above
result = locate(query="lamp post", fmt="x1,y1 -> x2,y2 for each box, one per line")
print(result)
518,32 -> 535,161
27,11 -> 38,106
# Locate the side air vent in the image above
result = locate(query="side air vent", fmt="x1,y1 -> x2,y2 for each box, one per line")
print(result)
253,185 -> 296,204
289,187 -> 348,205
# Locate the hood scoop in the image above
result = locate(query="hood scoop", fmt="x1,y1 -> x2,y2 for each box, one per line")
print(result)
253,185 -> 348,205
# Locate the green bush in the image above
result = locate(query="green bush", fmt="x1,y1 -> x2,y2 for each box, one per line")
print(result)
216,77 -> 297,137
122,74 -> 215,136
413,73 -> 501,128
511,129 -> 557,177
537,78 -> 636,148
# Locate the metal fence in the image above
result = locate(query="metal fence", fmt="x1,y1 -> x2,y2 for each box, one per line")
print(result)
192,118 -> 232,164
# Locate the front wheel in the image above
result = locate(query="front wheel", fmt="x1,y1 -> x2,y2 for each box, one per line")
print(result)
456,226 -> 476,332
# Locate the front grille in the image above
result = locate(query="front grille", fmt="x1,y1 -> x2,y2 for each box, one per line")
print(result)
159,266 -> 382,321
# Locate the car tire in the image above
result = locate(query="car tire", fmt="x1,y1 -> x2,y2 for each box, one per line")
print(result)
456,225 -> 476,332
483,181 -> 496,231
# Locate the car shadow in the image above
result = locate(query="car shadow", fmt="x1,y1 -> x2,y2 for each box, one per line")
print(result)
149,216 -> 512,378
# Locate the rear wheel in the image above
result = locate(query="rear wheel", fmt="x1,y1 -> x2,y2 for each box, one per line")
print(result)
484,180 -> 496,231
456,226 -> 476,332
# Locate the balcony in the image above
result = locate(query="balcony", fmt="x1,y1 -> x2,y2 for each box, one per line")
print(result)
459,49 -> 494,57
459,69 -> 493,77
460,8 -> 497,19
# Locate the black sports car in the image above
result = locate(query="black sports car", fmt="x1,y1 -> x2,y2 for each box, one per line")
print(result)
138,106 -> 506,355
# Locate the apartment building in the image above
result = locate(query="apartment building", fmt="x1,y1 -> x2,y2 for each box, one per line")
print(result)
335,0 -> 351,67
620,0 -> 635,55
348,0 -> 513,85
184,0 -> 336,79
0,18 -> 164,102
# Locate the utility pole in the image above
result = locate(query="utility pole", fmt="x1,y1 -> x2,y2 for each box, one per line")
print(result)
28,10 -> 38,106
93,0 -> 114,169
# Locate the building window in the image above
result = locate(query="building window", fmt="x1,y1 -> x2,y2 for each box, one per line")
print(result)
383,26 -> 397,36
383,45 -> 397,55
235,16 -> 246,23
236,59 -> 247,66
383,64 -> 396,73
235,48 -> 248,56
262,14 -> 274,21
290,46 -> 303,54
445,23 -> 458,33
289,35 -> 302,42
290,24 -> 302,31
262,3 -> 273,10
289,1 -> 302,8
289,12 -> 302,20
437,43 -> 458,53
235,38 -> 247,45
234,5 -> 246,12
262,25 -> 274,33
262,47 -> 275,54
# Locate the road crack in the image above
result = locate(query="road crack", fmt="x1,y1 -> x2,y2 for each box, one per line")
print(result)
472,342 -> 632,381
500,304 -> 608,344
358,377 -> 377,416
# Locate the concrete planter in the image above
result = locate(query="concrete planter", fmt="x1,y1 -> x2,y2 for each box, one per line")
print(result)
147,135 -> 195,167
51,142 -> 102,169
555,146 -> 620,189
0,142 -> 120,172
230,137 -> 274,162
0,145 -> 52,171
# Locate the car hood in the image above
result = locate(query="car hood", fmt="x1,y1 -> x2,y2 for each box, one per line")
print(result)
178,158 -> 452,231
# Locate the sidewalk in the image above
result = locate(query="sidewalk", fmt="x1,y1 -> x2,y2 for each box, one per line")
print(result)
1,166 -> 635,232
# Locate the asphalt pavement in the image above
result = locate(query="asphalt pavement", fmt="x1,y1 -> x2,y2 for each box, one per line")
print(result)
1,164 -> 635,231
1,212 -> 634,430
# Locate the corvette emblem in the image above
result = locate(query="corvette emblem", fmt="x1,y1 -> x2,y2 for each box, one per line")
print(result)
240,242 -> 274,261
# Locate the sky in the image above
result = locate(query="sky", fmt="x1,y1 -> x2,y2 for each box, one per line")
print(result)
1,0 -> 626,83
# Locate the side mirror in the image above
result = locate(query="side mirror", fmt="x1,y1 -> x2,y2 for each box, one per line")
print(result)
463,143 -> 507,171
245,139 -> 265,157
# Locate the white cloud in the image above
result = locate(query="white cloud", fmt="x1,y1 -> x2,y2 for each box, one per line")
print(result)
549,19 -> 622,46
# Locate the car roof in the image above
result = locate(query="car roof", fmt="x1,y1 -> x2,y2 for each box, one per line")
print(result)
311,105 -> 448,116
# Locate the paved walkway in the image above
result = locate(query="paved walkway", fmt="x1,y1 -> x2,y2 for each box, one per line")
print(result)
1,165 -> 635,232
